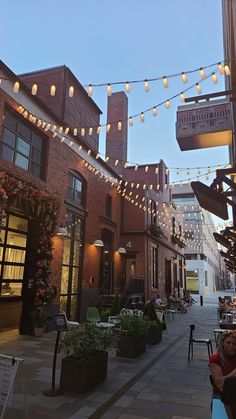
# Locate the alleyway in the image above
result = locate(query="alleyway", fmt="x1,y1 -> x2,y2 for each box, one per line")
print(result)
0,292 -> 228,419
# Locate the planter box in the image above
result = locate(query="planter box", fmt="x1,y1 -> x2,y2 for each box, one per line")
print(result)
146,326 -> 162,345
117,335 -> 146,358
60,351 -> 108,393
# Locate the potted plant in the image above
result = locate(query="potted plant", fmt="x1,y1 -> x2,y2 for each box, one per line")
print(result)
31,307 -> 49,337
145,303 -> 163,345
59,322 -> 117,393
116,313 -> 148,358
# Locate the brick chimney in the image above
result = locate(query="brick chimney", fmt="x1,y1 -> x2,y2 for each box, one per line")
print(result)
106,92 -> 128,176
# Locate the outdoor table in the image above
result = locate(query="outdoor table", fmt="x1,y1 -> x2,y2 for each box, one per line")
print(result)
213,329 -> 230,346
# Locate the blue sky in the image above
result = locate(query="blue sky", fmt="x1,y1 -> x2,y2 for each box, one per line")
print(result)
0,0 -> 229,186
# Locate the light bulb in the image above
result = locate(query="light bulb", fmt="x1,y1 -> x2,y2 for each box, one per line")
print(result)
180,92 -> 185,102
50,84 -> 56,96
165,100 -> 170,109
212,72 -> 218,83
64,127 -> 69,135
152,107 -> 157,117
140,112 -> 145,122
13,81 -> 20,93
224,64 -> 230,76
129,117 -> 133,127
144,79 -> 149,92
89,127 -> 93,135
118,121 -> 122,130
107,83 -> 112,96
73,128 -> 78,136
88,84 -> 93,97
97,125 -> 101,134
31,84 -> 38,95
163,76 -> 169,88
196,83 -> 202,94
106,123 -> 111,132
81,128 -> 85,136
218,62 -> 224,75
200,68 -> 206,80
69,86 -> 74,97
125,82 -> 130,93
181,72 -> 188,84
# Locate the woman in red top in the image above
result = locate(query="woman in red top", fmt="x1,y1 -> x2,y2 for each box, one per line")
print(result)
209,330 -> 236,395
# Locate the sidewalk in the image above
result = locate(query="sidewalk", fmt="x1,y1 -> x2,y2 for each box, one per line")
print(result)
0,300 -> 218,419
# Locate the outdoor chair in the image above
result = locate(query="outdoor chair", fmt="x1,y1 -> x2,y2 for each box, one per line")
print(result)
86,307 -> 101,322
188,324 -> 213,362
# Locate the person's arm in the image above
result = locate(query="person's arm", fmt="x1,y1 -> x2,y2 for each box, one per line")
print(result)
209,362 -> 236,391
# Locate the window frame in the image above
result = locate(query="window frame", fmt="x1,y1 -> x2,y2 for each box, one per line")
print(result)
0,108 -> 46,180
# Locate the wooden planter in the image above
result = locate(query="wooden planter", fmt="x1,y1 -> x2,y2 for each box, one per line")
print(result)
146,326 -> 162,345
60,351 -> 108,393
117,335 -> 146,358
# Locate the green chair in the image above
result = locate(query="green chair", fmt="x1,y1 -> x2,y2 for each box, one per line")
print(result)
86,307 -> 101,322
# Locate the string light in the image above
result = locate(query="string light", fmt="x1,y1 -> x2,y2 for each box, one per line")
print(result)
140,112 -> 145,122
165,100 -> 170,109
97,125 -> 101,134
69,86 -> 74,97
224,64 -> 230,76
125,82 -> 131,93
50,84 -> 56,96
31,83 -> 38,95
88,84 -> 93,97
118,121 -> 122,130
73,128 -> 78,136
163,76 -> 169,88
144,79 -> 149,92
13,81 -> 20,93
152,106 -> 157,117
196,83 -> 202,94
106,123 -> 111,132
212,72 -> 218,83
129,117 -> 133,127
200,68 -> 206,80
218,62 -> 225,75
180,92 -> 185,102
181,72 -> 188,84
107,83 -> 112,96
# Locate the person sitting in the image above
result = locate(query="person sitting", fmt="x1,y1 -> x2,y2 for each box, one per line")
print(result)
155,294 -> 163,306
209,330 -> 236,399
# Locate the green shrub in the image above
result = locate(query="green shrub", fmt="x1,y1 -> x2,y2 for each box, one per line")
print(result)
118,313 -> 148,336
110,294 -> 121,315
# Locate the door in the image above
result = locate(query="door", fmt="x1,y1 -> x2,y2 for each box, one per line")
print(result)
165,258 -> 172,295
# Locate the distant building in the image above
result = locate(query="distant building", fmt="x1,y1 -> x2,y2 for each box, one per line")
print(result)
172,184 -> 221,295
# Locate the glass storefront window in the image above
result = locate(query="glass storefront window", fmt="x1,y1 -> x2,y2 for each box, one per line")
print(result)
5,248 -> 25,263
8,216 -> 28,232
2,265 -> 24,280
61,266 -> 69,294
1,282 -> 22,297
7,232 -> 27,247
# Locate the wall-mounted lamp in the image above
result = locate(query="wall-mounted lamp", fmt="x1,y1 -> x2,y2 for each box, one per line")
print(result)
56,225 -> 68,236
93,239 -> 104,247
117,247 -> 126,254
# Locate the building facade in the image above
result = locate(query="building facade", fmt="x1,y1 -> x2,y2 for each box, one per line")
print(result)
172,184 -> 221,295
0,61 -> 185,334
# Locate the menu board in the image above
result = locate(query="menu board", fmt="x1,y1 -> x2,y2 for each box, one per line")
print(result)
0,358 -> 18,407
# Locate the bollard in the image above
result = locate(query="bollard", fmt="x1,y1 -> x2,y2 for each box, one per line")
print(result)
200,295 -> 203,306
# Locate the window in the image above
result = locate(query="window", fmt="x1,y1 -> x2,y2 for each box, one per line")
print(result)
105,194 -> 112,218
150,200 -> 157,225
67,172 -> 84,206
150,244 -> 158,289
1,109 -> 45,179
60,211 -> 84,320
0,214 -> 28,298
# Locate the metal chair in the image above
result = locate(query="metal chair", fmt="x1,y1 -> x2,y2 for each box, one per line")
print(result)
188,324 -> 213,362
86,307 -> 101,322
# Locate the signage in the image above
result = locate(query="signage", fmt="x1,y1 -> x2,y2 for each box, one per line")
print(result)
54,314 -> 68,332
0,358 -> 17,407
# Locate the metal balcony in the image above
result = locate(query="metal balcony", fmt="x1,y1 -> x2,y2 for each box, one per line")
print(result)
176,98 -> 232,151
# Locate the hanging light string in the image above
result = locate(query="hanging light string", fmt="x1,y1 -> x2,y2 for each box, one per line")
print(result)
82,159 -> 224,252
84,60 -> 227,91
16,64 -> 225,148
17,104 -> 230,187
0,60 -> 228,98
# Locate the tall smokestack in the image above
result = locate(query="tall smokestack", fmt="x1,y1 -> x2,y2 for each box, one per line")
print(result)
106,92 -> 128,176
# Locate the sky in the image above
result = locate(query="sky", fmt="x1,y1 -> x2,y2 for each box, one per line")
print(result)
0,0 -> 230,190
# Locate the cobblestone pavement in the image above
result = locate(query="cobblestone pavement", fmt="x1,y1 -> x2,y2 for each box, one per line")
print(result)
0,293 -> 226,419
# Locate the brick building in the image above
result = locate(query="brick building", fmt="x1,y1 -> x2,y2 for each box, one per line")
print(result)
0,60 -> 185,334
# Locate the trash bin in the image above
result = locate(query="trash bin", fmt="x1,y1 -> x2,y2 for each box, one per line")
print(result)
200,295 -> 203,306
